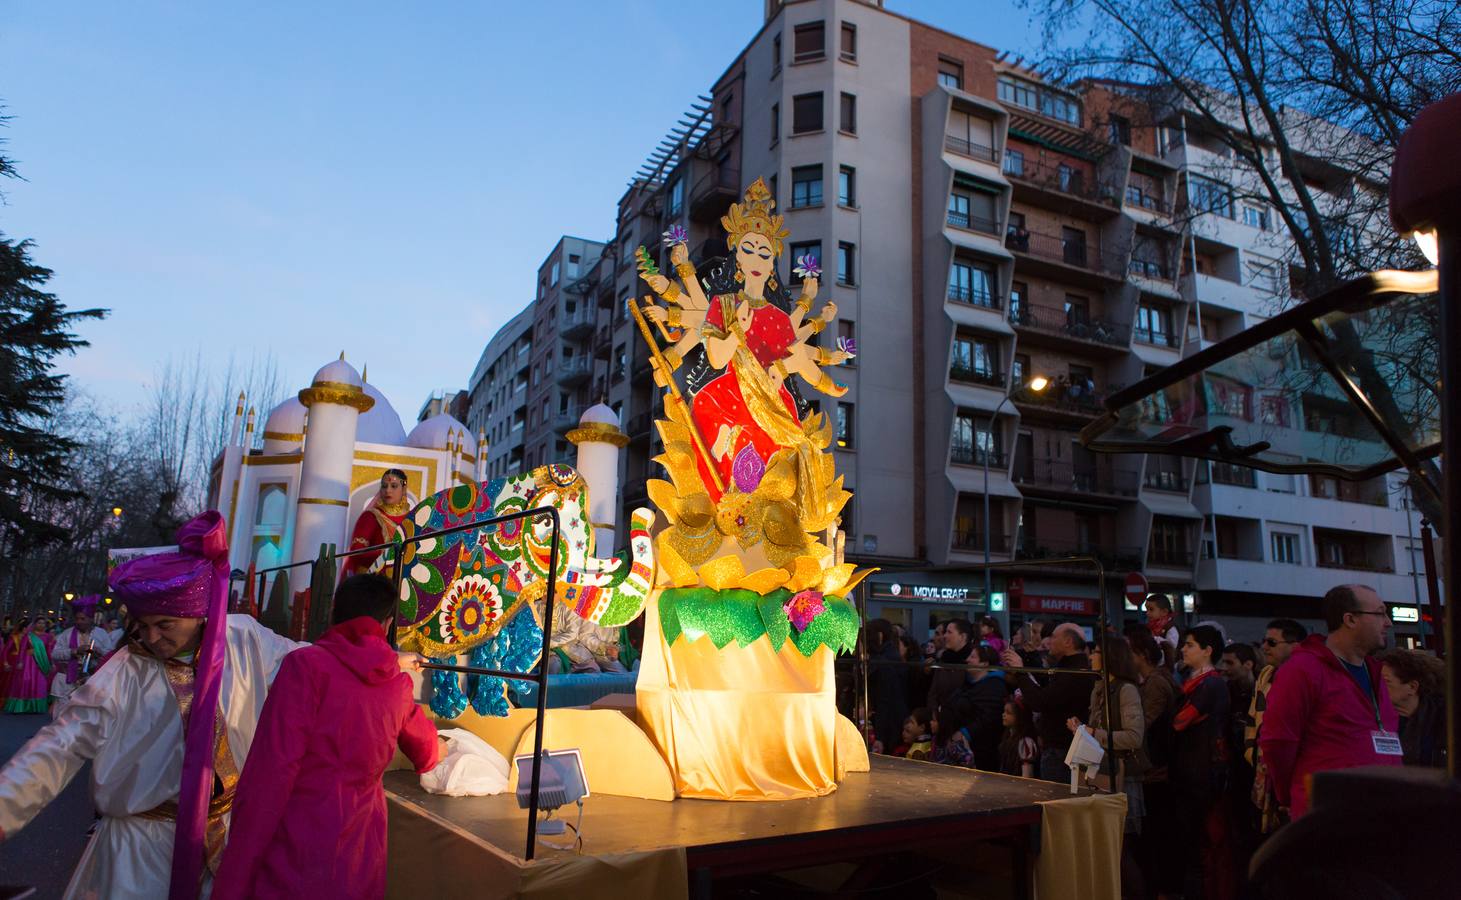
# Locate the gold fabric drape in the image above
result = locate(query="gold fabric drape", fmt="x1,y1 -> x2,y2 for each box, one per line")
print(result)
635,596 -> 844,800
1035,791 -> 1127,900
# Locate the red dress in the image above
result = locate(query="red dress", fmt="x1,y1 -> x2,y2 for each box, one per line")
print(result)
211,616 -> 440,900
692,296 -> 800,500
340,504 -> 409,580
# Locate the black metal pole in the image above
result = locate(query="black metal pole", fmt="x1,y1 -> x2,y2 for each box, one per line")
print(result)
525,509 -> 559,860
1437,230 -> 1460,778
1421,521 -> 1442,654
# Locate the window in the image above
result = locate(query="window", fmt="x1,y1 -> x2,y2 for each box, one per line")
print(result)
792,92 -> 823,134
1271,532 -> 1300,564
1012,353 -> 1030,386
1135,303 -> 1173,346
1188,174 -> 1234,218
1108,114 -> 1131,146
952,411 -> 999,465
1207,376 -> 1252,420
1003,148 -> 1025,177
840,22 -> 856,61
771,33 -> 782,76
997,76 -> 1037,110
840,92 -> 857,134
789,240 -> 822,275
837,242 -> 856,285
770,102 -> 780,144
837,319 -> 856,366
1010,281 -> 1027,322
1150,518 -> 1189,565
668,176 -> 684,217
835,402 -> 854,448
1061,226 -> 1087,266
793,21 -> 825,63
791,165 -> 823,208
1243,204 -> 1270,231
937,57 -> 964,90
998,75 -> 1079,124
1063,293 -> 1090,326
948,193 -> 970,227
1260,395 -> 1288,426
951,334 -> 999,382
838,165 -> 856,207
550,261 -> 560,286
1246,255 -> 1284,295
945,109 -> 995,161
948,261 -> 995,307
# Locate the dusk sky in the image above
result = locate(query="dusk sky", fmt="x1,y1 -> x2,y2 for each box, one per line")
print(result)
2,1 -> 1038,422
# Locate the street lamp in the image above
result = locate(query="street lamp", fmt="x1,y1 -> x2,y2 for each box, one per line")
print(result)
64,592 -> 74,602
112,506 -> 123,518
983,376 -> 1050,620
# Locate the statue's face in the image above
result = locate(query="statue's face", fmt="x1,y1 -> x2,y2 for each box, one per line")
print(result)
734,232 -> 774,290
380,475 -> 406,505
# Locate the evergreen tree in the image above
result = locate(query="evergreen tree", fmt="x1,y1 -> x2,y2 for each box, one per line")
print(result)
0,114 -> 108,558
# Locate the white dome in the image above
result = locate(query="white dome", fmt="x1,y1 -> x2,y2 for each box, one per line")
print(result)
580,403 -> 620,427
406,413 -> 477,456
356,383 -> 407,446
311,357 -> 363,388
261,397 -> 307,453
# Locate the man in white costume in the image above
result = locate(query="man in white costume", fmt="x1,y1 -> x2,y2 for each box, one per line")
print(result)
48,595 -> 117,713
0,512 -> 303,900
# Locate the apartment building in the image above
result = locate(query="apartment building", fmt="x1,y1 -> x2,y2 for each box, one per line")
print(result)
465,0 -> 1432,643
465,304 -> 533,480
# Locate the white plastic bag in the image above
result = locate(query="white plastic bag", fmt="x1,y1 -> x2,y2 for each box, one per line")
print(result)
419,728 -> 511,797
1063,726 -> 1105,794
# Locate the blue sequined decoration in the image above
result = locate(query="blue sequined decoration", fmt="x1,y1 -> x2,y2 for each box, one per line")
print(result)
428,604 -> 545,719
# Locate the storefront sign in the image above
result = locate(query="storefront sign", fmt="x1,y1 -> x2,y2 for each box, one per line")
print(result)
1391,605 -> 1419,623
1015,595 -> 1099,616
869,581 -> 985,606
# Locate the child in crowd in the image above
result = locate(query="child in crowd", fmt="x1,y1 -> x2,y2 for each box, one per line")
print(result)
892,707 -> 933,759
931,702 -> 976,767
1000,698 -> 1039,777
213,574 -> 445,900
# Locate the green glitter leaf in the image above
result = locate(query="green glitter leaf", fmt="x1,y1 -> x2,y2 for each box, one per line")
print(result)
659,591 -> 684,646
757,589 -> 791,651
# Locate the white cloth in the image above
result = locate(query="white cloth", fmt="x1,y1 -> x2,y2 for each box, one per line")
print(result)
49,628 -> 114,703
419,728 -> 510,797
0,615 -> 303,900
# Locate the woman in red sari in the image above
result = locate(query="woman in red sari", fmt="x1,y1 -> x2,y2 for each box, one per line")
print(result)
3,616 -> 55,714
340,468 -> 412,580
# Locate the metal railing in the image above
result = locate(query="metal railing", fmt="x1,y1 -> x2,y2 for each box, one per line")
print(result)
1013,458 -> 1140,496
1129,258 -> 1173,280
1143,469 -> 1189,492
1133,326 -> 1180,348
946,209 -> 1001,235
1209,462 -> 1257,487
948,363 -> 1006,387
1015,539 -> 1143,570
1005,157 -> 1120,206
1008,303 -> 1130,347
944,134 -> 999,163
947,284 -> 1003,309
1013,381 -> 1114,416
554,360 -> 592,387
1004,229 -> 1125,277
951,530 -> 1013,552
1125,188 -> 1174,214
950,445 -> 1006,467
1315,557 -> 1396,573
1148,547 -> 1195,567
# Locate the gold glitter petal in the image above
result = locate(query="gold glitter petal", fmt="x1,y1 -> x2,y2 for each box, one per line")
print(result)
699,555 -> 746,591
738,567 -> 790,595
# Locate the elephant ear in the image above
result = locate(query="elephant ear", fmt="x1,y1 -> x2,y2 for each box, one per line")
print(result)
572,508 -> 656,628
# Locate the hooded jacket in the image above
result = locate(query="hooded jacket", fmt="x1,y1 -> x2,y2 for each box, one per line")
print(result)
213,616 -> 440,900
1257,634 -> 1400,818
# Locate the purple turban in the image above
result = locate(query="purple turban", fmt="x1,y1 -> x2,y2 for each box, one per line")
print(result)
70,594 -> 100,615
109,510 -> 231,900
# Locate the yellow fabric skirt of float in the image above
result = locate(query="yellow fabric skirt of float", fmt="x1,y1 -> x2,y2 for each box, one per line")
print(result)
635,593 -> 845,800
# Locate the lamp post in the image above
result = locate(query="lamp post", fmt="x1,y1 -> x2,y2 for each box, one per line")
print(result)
983,376 -> 1049,622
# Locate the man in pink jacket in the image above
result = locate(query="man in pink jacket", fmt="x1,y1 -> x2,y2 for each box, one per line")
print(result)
1258,584 -> 1401,818
213,574 -> 444,900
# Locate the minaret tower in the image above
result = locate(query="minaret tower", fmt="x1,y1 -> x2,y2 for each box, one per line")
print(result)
567,404 -> 629,558
290,354 -> 374,595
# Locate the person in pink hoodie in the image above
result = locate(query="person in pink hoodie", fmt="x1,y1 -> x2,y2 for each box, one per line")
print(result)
1258,584 -> 1401,819
213,574 -> 444,900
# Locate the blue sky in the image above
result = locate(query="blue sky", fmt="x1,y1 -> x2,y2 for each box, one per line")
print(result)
1,1 -> 1038,421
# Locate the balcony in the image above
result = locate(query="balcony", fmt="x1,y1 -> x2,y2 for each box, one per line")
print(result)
1315,558 -> 1395,574
1128,258 -> 1173,281
1009,303 -> 1130,351
1143,469 -> 1189,493
560,307 -> 596,340
951,530 -> 1013,554
1013,382 -> 1112,422
1015,539 -> 1143,570
948,363 -> 1006,389
1005,157 -> 1121,211
1125,187 -> 1174,215
555,359 -> 592,387
552,405 -> 586,434
1147,547 -> 1195,568
1133,326 -> 1180,348
950,445 -> 1006,467
944,134 -> 999,164
1209,462 -> 1256,487
593,326 -> 612,358
1005,228 -> 1125,282
690,164 -> 742,224
1013,457 -> 1140,497
946,209 -> 1001,236
947,284 -> 1003,310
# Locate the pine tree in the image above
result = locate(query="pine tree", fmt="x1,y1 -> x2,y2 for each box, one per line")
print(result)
0,113 -> 108,557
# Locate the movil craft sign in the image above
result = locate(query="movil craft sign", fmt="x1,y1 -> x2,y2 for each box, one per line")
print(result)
872,582 -> 981,603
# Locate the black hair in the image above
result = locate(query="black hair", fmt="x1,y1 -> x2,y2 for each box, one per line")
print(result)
945,619 -> 975,641
864,618 -> 897,654
381,468 -> 408,486
1096,632 -> 1142,684
332,573 -> 397,625
1223,642 -> 1259,670
1145,593 -> 1173,613
1266,618 -> 1308,644
1183,625 -> 1224,665
971,644 -> 1000,667
978,614 -> 1003,637
1322,585 -> 1369,632
907,706 -> 933,730
1125,627 -> 1164,667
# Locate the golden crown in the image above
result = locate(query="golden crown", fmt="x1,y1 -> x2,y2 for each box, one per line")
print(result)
722,177 -> 789,255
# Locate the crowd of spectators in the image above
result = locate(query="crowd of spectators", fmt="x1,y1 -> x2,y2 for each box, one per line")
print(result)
855,584 -> 1446,900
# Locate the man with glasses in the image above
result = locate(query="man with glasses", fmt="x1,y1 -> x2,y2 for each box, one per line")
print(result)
1259,586 -> 1401,819
1244,619 -> 1306,834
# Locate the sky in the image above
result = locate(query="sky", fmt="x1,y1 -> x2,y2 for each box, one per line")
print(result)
1,0 -> 1039,424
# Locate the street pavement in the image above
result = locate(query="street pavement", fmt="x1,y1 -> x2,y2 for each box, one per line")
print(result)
0,714 -> 91,899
